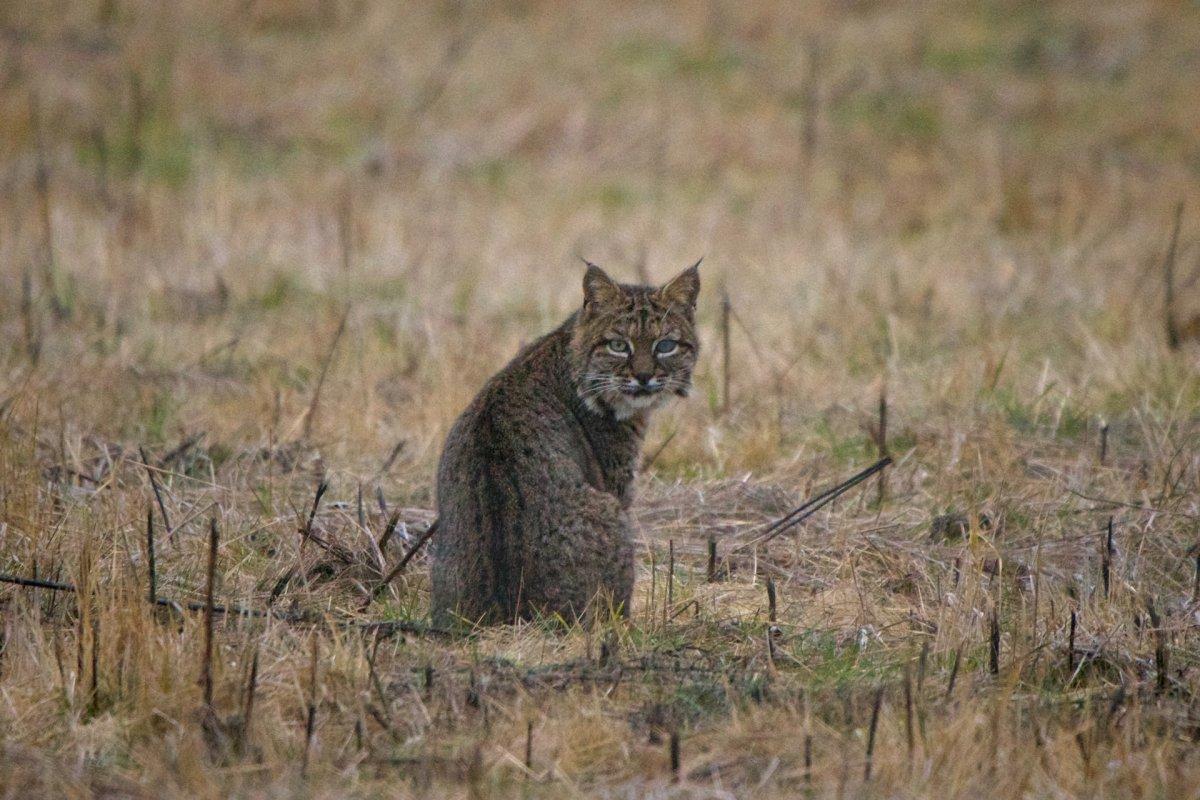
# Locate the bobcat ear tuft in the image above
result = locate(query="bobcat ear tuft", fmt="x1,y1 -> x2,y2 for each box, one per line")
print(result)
657,258 -> 702,310
582,260 -> 623,310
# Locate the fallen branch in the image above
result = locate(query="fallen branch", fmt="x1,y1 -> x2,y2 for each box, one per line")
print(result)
0,572 -> 447,637
1061,485 -> 1200,520
1,572 -> 260,618
737,456 -> 893,551
159,433 -> 202,469
297,480 -> 355,565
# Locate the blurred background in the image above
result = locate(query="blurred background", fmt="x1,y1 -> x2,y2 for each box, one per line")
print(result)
4,5 -> 1200,795
1,0 -> 1199,481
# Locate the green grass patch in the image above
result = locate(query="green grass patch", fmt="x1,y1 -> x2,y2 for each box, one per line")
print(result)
784,629 -> 906,689
922,42 -> 1005,74
244,271 -> 315,312
610,37 -> 742,80
833,90 -> 941,145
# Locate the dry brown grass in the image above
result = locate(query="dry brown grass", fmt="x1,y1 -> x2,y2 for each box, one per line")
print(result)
2,1 -> 1200,797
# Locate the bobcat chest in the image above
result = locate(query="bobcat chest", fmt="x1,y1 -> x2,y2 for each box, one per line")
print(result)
570,411 -> 644,507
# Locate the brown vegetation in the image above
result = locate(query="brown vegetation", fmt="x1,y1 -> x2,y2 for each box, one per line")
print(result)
2,1 -> 1200,797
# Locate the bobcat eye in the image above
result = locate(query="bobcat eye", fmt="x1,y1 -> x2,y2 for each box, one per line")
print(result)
653,339 -> 679,356
606,339 -> 631,356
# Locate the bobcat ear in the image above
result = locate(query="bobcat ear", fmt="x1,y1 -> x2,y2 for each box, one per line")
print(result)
656,258 -> 702,310
582,260 -> 623,310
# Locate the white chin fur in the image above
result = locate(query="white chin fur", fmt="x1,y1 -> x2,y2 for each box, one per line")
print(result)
580,388 -> 672,420
607,392 -> 667,420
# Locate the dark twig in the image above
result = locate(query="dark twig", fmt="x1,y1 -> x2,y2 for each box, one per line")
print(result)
669,730 -> 681,783
1,572 -> 255,618
865,686 -> 883,781
720,290 -> 732,415
377,440 -> 406,477
1164,201 -> 1185,350
803,729 -> 812,788
20,269 -> 41,364
370,520 -> 439,600
241,645 -> 260,752
407,8 -> 478,120
1193,552 -> 1200,604
741,456 -> 893,549
302,634 -> 320,778
916,642 -> 929,693
903,663 -> 915,767
1060,485 -> 1200,520
302,481 -> 329,543
945,647 -> 961,700
159,433 -> 201,469
138,446 -> 173,539
640,429 -> 677,472
363,635 -> 398,740
377,509 -> 402,554
336,187 -> 353,274
875,381 -> 888,453
989,609 -> 1000,676
356,482 -> 365,531
295,482 -> 353,566
201,519 -> 219,708
875,380 -> 889,505
466,669 -> 480,708
798,38 -> 822,178
302,310 -> 349,440
666,539 -> 675,622
1146,599 -> 1167,696
1102,518 -> 1114,598
76,597 -> 84,701
89,616 -> 100,713
1068,610 -> 1077,675
0,573 -> 447,636
145,505 -> 157,605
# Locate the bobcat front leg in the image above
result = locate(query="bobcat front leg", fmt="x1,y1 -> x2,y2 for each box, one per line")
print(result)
518,482 -> 634,622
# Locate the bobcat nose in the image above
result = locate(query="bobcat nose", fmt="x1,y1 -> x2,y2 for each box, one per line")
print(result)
634,371 -> 654,386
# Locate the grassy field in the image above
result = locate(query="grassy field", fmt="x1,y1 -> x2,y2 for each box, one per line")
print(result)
2,0 -> 1200,797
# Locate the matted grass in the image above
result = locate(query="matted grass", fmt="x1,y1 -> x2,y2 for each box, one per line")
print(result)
2,1 -> 1200,797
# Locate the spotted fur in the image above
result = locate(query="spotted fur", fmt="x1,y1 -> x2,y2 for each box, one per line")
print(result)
430,262 -> 701,624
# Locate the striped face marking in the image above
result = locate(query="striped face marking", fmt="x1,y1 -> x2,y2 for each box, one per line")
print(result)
572,262 -> 701,420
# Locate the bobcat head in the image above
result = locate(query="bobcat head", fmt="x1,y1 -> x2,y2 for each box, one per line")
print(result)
570,260 -> 701,420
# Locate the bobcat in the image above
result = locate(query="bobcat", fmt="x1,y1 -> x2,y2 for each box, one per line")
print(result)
430,261 -> 701,624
